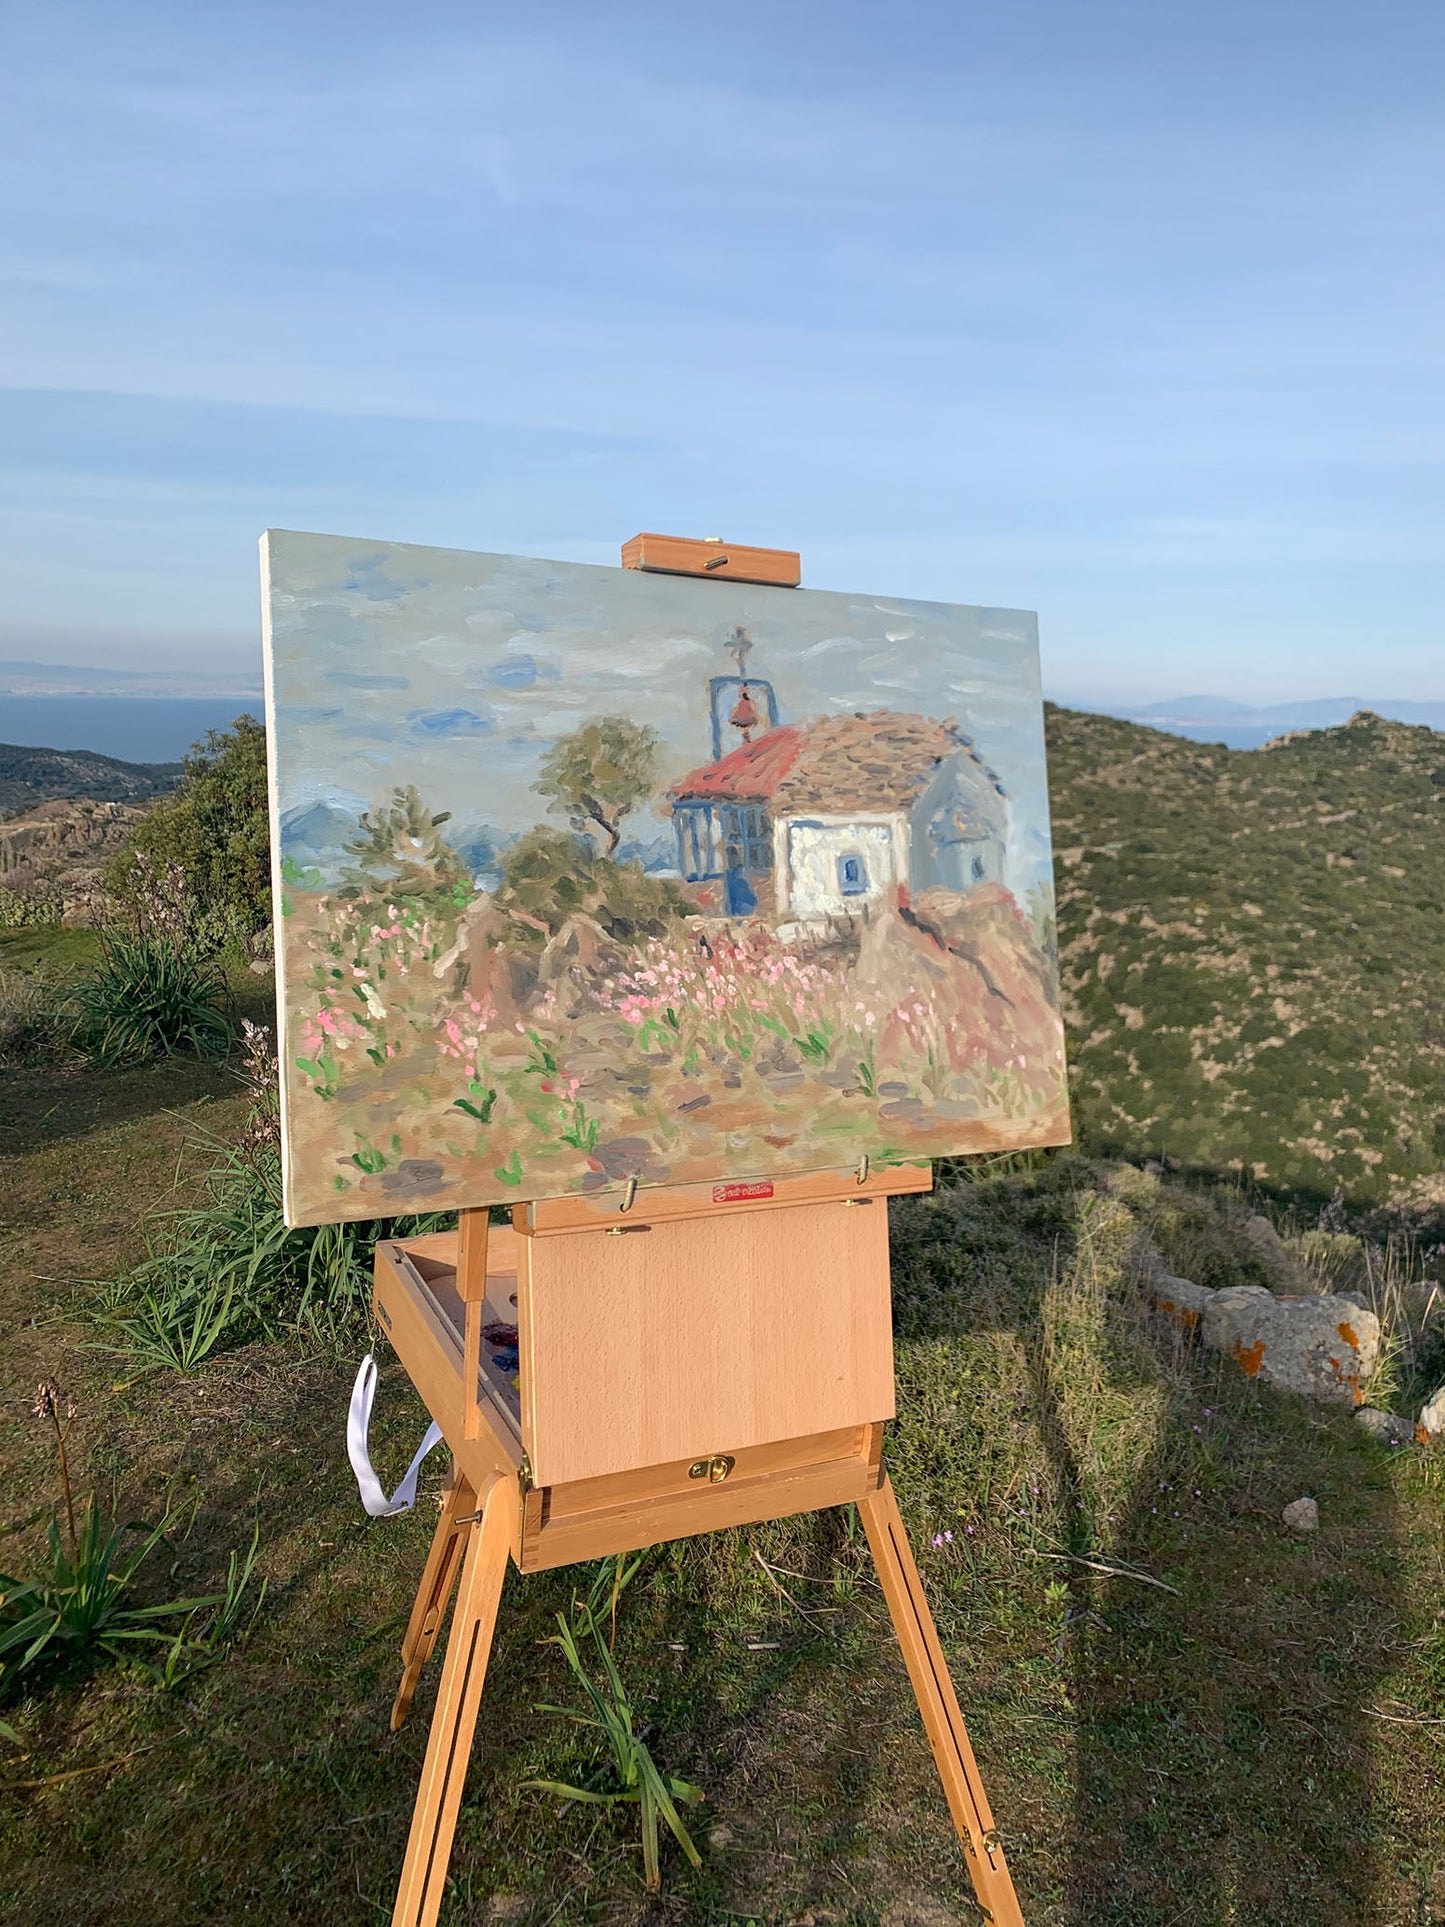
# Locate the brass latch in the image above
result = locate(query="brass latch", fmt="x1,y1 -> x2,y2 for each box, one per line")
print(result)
688,1454 -> 735,1483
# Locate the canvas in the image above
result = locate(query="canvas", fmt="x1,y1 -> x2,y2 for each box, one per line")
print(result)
261,530 -> 1070,1225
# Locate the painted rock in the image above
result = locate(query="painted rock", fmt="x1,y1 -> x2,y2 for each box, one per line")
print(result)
1199,1287 -> 1379,1405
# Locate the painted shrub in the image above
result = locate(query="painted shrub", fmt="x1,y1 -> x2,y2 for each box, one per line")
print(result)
262,531 -> 1070,1225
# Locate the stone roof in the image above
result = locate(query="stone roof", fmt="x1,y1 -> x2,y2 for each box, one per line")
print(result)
671,710 -> 1008,814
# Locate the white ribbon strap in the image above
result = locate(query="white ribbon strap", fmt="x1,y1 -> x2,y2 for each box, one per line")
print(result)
347,1353 -> 444,1518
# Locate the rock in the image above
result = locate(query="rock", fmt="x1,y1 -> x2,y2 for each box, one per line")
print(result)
1418,1383 -> 1445,1439
1146,1272 -> 1217,1335
1241,1213 -> 1310,1292
1282,1497 -> 1319,1532
1200,1287 -> 1378,1405
0,796 -> 143,879
852,884 -> 1065,1089
535,912 -> 630,1016
706,1824 -> 734,1850
1355,1407 -> 1413,1448
429,896 -> 537,1028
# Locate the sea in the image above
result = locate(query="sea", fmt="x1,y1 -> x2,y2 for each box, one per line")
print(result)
0,695 -> 264,765
0,697 -> 1407,767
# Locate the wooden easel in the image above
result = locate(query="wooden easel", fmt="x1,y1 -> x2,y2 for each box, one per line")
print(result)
372,536 -> 1027,1927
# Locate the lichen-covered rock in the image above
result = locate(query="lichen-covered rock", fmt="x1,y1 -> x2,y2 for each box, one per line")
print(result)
1282,1497 -> 1319,1532
1241,1213 -> 1311,1292
1355,1407 -> 1413,1448
1200,1287 -> 1378,1405
1417,1383 -> 1445,1440
1147,1272 -> 1217,1335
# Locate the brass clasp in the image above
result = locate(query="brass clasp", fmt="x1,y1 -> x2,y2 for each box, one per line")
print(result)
688,1454 -> 736,1484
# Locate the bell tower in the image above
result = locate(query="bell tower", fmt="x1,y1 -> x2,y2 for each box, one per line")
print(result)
707,626 -> 780,758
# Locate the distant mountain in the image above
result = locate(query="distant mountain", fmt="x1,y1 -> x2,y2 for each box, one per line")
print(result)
616,829 -> 679,873
1047,703 -> 1445,1204
279,800 -> 358,859
0,741 -> 181,820
1083,695 -> 1445,739
0,658 -> 262,699
279,800 -> 511,886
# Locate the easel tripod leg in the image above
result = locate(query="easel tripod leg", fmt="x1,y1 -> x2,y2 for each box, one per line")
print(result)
391,1473 -> 513,1927
858,1474 -> 1026,1927
392,1466 -> 477,1732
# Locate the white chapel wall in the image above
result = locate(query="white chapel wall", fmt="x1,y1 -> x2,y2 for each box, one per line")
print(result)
776,813 -> 905,919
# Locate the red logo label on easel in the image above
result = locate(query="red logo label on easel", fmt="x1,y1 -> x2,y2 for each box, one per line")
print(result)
713,1180 -> 774,1203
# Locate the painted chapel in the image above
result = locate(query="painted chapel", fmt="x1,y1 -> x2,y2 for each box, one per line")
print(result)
668,629 -> 1011,927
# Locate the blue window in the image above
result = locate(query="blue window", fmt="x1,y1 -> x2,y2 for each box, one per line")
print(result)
837,852 -> 868,897
674,804 -> 718,881
720,803 -> 771,872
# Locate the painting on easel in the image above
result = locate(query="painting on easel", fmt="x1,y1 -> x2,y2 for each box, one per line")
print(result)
262,530 -> 1069,1224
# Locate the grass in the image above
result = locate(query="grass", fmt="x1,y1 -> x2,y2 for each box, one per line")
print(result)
3,1041 -> 1445,1922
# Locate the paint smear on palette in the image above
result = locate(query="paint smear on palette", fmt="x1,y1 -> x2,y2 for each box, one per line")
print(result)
261,530 -> 1071,1225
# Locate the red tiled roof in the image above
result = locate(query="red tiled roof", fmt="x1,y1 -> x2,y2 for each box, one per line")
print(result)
671,725 -> 804,802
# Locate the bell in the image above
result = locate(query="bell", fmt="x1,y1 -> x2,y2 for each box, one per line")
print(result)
728,684 -> 760,739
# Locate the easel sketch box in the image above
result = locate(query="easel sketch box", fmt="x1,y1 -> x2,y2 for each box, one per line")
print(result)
261,529 -> 1070,1226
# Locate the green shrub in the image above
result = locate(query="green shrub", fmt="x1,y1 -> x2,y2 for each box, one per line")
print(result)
2,1383 -> 265,1695
495,827 -> 689,945
0,1501 -> 222,1685
341,783 -> 469,904
106,715 -> 269,948
0,882 -> 63,929
523,1553 -> 703,1892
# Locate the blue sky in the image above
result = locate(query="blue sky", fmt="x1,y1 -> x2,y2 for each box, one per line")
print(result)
3,0 -> 1441,704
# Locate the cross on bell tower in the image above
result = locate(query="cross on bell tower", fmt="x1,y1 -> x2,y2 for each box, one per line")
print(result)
706,625 -> 780,759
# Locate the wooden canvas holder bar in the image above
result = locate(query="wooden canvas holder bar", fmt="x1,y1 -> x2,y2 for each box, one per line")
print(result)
621,529 -> 801,588
369,534 -> 1027,1927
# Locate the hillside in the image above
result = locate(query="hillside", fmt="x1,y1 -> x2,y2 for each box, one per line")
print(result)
0,740 -> 180,819
1047,704 -> 1445,1204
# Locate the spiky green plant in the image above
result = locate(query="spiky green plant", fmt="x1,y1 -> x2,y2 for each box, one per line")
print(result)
523,1555 -> 703,1892
0,1501 -> 218,1681
75,930 -> 232,1067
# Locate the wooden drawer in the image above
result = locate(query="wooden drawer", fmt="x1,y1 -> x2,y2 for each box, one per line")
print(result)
519,1421 -> 884,1573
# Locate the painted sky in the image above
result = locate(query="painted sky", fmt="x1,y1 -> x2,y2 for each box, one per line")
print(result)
4,1 -> 1443,704
263,531 -> 1053,899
